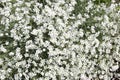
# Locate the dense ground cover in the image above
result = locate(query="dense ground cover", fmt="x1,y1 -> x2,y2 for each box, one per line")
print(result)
0,0 -> 120,80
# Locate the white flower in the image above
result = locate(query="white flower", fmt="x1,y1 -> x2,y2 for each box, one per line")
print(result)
14,74 -> 19,80
86,1 -> 93,12
0,45 -> 7,53
111,65 -> 119,71
0,0 -> 119,79
5,41 -> 9,45
0,75 -> 5,80
7,68 -> 12,73
81,74 -> 90,80
31,29 -> 38,35
91,26 -> 95,33
16,62 -> 21,67
16,49 -> 23,60
28,72 -> 36,78
0,59 -> 3,65
99,59 -> 108,71
0,33 -> 4,37
9,52 -> 14,56
79,29 -> 84,37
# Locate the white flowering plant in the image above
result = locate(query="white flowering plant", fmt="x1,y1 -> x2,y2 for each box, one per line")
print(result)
0,0 -> 120,80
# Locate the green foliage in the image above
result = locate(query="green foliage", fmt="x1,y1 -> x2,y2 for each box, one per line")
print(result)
93,0 -> 111,4
72,0 -> 87,16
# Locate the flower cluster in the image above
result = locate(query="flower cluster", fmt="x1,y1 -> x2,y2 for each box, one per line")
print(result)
0,0 -> 120,80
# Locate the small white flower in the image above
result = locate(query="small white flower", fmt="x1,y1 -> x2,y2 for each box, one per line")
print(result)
28,72 -> 36,78
0,45 -> 7,53
0,75 -> 5,80
0,59 -> 3,65
79,29 -> 84,37
0,33 -> 4,36
111,65 -> 119,71
9,52 -> 14,56
31,29 -> 38,35
5,41 -> 9,45
16,52 -> 23,60
81,74 -> 90,80
7,68 -> 12,73
16,62 -> 21,67
24,53 -> 29,57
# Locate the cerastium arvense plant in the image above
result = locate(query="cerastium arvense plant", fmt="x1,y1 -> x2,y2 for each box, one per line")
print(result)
0,0 -> 120,80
